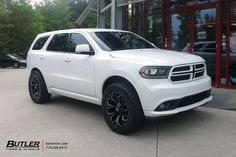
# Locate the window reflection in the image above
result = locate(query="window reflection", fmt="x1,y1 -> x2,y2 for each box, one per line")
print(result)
171,14 -> 190,51
146,15 -> 162,48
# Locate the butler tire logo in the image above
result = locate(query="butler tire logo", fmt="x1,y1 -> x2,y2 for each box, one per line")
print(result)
6,140 -> 40,151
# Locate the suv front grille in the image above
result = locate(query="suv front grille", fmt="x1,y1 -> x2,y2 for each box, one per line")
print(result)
170,63 -> 205,83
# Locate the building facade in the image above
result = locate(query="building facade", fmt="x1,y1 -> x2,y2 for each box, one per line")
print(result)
120,0 -> 235,89
91,0 -> 236,88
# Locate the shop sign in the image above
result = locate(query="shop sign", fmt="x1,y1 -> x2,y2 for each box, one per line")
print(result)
198,31 -> 207,40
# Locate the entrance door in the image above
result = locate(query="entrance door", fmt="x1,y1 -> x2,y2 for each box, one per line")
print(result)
193,8 -> 216,81
170,7 -> 217,81
171,13 -> 190,52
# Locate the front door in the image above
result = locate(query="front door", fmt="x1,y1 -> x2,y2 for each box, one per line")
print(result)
62,32 -> 96,97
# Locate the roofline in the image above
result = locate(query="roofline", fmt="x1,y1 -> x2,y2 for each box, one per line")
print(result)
36,28 -> 129,37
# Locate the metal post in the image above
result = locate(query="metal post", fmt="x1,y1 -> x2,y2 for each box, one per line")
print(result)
97,0 -> 105,28
111,0 -> 122,29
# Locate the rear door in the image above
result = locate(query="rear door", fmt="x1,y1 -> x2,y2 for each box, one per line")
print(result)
42,33 -> 69,89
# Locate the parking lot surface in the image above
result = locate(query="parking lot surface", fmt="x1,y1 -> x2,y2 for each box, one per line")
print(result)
0,69 -> 236,157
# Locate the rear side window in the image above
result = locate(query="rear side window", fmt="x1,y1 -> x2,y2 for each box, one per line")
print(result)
47,33 -> 69,52
32,36 -> 49,50
67,33 -> 91,52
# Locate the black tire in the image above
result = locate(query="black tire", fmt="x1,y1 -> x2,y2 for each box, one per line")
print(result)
230,65 -> 236,85
28,70 -> 51,104
102,82 -> 144,135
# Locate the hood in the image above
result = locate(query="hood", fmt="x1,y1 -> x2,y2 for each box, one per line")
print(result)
109,49 -> 205,66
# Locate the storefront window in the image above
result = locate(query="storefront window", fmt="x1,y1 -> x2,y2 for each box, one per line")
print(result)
171,14 -> 190,51
146,15 -> 162,47
132,3 -> 144,17
194,8 -> 216,80
170,0 -> 217,9
230,2 -> 236,85
145,0 -> 162,14
132,18 -> 144,36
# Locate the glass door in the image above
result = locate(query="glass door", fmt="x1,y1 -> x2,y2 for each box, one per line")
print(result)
229,1 -> 236,87
171,13 -> 190,52
193,8 -> 216,81
170,8 -> 217,81
221,1 -> 236,87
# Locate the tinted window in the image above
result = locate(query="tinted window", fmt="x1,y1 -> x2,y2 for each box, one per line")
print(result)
32,36 -> 49,50
67,33 -> 91,52
47,33 -> 69,52
90,32 -> 155,51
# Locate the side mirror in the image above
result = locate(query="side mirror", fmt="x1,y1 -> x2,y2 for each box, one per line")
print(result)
75,44 -> 94,55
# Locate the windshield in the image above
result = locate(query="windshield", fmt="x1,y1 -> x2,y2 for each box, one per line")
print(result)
90,31 -> 156,51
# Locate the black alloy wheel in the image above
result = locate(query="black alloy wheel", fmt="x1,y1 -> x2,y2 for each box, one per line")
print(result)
29,76 -> 40,99
106,92 -> 129,126
28,70 -> 51,104
102,82 -> 144,135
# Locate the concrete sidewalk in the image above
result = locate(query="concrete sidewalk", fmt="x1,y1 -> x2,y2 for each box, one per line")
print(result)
0,69 -> 236,157
205,88 -> 236,110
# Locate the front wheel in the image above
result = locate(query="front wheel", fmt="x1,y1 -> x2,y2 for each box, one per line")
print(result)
102,82 -> 144,135
230,65 -> 236,85
28,70 -> 51,104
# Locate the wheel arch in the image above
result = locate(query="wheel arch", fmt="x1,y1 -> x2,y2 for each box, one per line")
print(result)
101,76 -> 142,108
30,67 -> 51,93
102,76 -> 136,93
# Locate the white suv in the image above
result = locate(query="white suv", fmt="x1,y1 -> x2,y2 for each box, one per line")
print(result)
27,29 -> 212,134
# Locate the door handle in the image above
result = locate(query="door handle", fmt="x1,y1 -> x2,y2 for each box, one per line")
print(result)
64,58 -> 71,62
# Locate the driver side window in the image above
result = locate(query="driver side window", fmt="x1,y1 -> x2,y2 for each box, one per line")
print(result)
67,33 -> 92,52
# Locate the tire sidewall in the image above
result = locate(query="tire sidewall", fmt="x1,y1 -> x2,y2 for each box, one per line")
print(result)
28,71 -> 50,104
102,82 -> 144,134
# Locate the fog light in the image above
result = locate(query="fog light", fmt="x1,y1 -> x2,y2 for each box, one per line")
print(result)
155,102 -> 173,111
155,100 -> 181,111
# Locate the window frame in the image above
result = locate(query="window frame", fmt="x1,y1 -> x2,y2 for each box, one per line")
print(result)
46,33 -> 70,53
32,35 -> 50,50
66,33 -> 94,53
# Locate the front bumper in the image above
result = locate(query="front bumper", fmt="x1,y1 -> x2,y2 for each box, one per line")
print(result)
144,95 -> 212,117
135,75 -> 212,117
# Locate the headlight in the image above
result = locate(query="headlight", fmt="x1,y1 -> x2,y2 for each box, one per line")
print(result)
139,66 -> 172,79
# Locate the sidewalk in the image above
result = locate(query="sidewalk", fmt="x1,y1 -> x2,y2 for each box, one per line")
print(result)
158,108 -> 236,157
205,88 -> 236,110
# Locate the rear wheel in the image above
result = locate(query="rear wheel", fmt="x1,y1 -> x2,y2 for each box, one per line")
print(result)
102,82 -> 144,134
28,70 -> 51,104
230,65 -> 236,85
